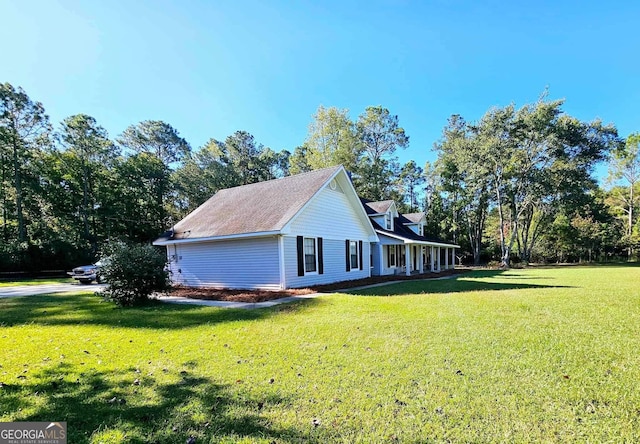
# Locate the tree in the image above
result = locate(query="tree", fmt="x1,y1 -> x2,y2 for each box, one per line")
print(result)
474,98 -> 618,266
300,105 -> 362,172
0,83 -> 51,242
0,121 -> 9,240
172,133 -> 289,216
355,106 -> 409,201
110,153 -> 171,241
57,114 -> 116,251
118,120 -> 190,164
289,145 -> 312,174
172,139 -> 239,215
357,106 -> 409,161
214,131 -> 287,186
433,94 -> 620,266
434,115 -> 491,264
607,133 -> 640,258
257,146 -> 290,180
397,160 -> 424,212
118,120 -> 190,228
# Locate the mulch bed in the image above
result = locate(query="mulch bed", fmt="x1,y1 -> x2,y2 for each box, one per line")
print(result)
168,268 -> 470,303
168,287 -> 315,303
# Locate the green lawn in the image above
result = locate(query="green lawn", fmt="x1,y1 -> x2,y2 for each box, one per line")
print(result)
1,265 -> 639,443
0,277 -> 72,287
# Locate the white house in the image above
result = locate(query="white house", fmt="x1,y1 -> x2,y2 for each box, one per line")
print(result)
154,165 -> 459,289
153,166 -> 378,289
362,199 -> 459,276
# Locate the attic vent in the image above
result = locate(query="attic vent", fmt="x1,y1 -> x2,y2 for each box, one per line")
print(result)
329,180 -> 337,190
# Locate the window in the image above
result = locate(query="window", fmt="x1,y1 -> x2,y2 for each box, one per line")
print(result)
304,238 -> 317,273
385,213 -> 392,230
388,245 -> 396,267
350,241 -> 359,270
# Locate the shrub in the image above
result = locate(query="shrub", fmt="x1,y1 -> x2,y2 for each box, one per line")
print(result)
101,242 -> 170,307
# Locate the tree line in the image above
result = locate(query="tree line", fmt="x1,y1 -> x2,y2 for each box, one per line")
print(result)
430,94 -> 637,266
1,82 -> 637,271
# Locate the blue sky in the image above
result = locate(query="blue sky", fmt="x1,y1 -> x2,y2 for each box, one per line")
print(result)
2,0 -> 638,178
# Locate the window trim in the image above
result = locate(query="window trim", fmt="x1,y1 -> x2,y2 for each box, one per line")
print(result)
304,237 -> 318,274
349,240 -> 359,271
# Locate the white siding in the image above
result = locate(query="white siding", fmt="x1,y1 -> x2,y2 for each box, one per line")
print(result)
284,236 -> 370,288
288,187 -> 372,240
283,185 -> 373,287
371,215 -> 386,228
167,237 -> 281,290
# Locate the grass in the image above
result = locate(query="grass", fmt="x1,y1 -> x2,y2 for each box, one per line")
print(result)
1,265 -> 639,443
0,277 -> 72,287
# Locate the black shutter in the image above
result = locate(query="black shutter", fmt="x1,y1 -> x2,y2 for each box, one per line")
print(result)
318,237 -> 324,275
296,236 -> 305,276
345,239 -> 351,272
359,240 -> 364,270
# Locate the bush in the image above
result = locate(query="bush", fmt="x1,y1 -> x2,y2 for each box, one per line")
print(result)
101,242 -> 170,307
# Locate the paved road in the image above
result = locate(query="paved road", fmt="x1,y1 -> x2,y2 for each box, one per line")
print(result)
0,283 -> 106,299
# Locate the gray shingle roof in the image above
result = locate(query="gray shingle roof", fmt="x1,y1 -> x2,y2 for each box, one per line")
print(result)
371,218 -> 455,246
169,166 -> 343,240
360,199 -> 394,215
402,212 -> 425,224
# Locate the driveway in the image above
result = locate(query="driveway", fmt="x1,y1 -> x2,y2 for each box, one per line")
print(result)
0,283 -> 106,299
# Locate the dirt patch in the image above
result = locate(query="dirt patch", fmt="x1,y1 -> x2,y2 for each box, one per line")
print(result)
168,268 -> 470,303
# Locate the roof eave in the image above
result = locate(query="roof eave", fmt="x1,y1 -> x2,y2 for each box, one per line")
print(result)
374,229 -> 459,247
152,230 -> 281,246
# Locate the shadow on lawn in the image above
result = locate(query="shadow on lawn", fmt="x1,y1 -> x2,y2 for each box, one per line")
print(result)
0,293 -> 322,330
1,362 -> 304,443
347,273 -> 575,296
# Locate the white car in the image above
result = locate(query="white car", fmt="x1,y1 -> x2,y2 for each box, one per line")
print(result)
68,259 -> 106,284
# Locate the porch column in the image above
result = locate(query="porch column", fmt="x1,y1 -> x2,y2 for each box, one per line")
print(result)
418,246 -> 424,274
445,247 -> 449,269
377,243 -> 384,275
430,246 -> 435,272
451,248 -> 456,269
405,244 -> 411,276
437,247 -> 441,272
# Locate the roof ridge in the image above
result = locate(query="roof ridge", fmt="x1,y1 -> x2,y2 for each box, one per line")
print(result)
216,165 -> 343,194
163,164 -> 345,240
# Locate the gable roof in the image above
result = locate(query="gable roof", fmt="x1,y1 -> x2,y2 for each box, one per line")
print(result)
360,199 -> 394,215
161,166 -> 344,242
401,212 -> 425,224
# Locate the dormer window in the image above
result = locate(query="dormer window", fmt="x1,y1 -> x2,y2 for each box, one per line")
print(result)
385,213 -> 392,230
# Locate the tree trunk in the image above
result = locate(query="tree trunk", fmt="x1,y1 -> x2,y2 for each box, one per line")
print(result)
82,160 -> 91,242
495,186 -> 507,267
1,151 -> 6,240
629,185 -> 634,259
502,202 -> 519,268
467,216 -> 481,265
12,136 -> 26,242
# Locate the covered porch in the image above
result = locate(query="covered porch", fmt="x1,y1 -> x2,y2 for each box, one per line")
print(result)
371,235 -> 458,276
